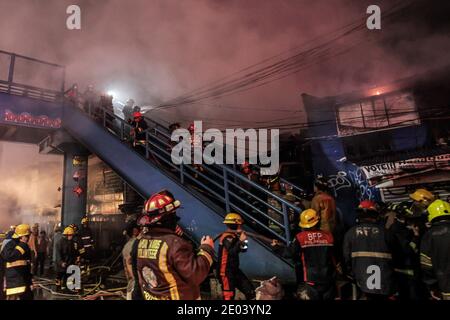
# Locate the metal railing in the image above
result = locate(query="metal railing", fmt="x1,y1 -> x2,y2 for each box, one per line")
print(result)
80,104 -> 303,244
0,50 -> 65,102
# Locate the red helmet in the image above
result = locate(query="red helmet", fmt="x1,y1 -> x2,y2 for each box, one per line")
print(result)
139,192 -> 181,226
188,123 -> 195,132
358,200 -> 378,211
242,161 -> 250,168
133,112 -> 142,119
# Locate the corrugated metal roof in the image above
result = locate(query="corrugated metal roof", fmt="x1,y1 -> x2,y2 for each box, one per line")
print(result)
355,146 -> 450,167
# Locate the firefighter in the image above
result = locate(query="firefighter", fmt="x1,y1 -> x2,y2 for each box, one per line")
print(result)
343,200 -> 395,300
68,223 -> 84,262
385,201 -> 427,300
28,223 -> 39,275
272,209 -> 336,300
217,213 -> 255,300
55,227 -> 78,292
420,199 -> 450,300
1,224 -> 33,300
122,221 -> 141,300
188,122 -> 205,178
311,175 -> 336,233
266,174 -> 283,235
123,98 -> 135,123
79,217 -> 94,264
131,190 -> 215,300
409,188 -> 435,217
0,229 -> 15,299
64,83 -> 79,105
130,111 -> 148,155
282,183 -> 303,236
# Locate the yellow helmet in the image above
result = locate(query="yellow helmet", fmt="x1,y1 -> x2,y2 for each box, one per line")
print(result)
63,226 -> 75,236
13,224 -> 31,239
81,217 -> 88,224
299,209 -> 320,229
410,188 -> 435,203
223,213 -> 244,225
427,199 -> 450,222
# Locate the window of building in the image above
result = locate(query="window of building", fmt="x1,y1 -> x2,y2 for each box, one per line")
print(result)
336,91 -> 420,136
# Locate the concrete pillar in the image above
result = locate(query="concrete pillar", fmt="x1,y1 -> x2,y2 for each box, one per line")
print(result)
61,149 -> 88,226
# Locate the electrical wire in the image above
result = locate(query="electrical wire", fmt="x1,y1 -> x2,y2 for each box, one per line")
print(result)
156,0 -> 417,111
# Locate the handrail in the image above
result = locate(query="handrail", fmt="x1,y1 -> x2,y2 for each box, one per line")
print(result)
0,49 -> 65,68
81,103 -> 299,243
0,49 -> 65,100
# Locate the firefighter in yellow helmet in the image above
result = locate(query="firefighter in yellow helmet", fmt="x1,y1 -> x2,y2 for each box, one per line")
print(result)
1,224 -> 33,300
272,209 -> 336,300
409,188 -> 435,216
55,226 -> 78,292
79,216 -> 94,264
131,190 -> 215,300
420,199 -> 450,300
217,213 -> 255,300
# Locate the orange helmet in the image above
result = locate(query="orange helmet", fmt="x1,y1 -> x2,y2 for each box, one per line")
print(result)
139,191 -> 181,226
133,111 -> 142,119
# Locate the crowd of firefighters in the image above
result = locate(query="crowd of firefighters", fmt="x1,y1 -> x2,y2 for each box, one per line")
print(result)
1,86 -> 449,301
1,175 -> 449,301
0,218 -> 94,300
119,180 -> 450,301
121,179 -> 450,300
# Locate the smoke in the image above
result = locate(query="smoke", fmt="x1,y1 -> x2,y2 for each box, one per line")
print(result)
0,0 -> 449,127
0,142 -> 63,231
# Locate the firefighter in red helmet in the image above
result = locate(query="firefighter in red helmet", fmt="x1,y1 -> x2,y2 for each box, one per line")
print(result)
130,190 -> 214,300
343,200 -> 395,300
130,111 -> 148,155
187,122 -> 204,178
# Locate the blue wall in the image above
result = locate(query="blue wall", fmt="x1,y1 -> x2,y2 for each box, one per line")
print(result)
0,93 -> 62,128
302,94 -> 429,227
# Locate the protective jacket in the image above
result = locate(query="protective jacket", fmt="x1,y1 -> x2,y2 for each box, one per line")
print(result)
130,119 -> 148,143
420,219 -> 450,299
132,227 -> 214,300
277,229 -> 335,286
56,238 -> 77,273
79,226 -> 94,257
386,219 -> 420,277
217,231 -> 255,300
311,191 -> 336,233
343,221 -> 394,296
1,239 -> 33,297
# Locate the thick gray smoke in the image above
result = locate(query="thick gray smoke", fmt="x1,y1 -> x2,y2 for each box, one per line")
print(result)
0,0 -> 449,128
0,142 -> 63,231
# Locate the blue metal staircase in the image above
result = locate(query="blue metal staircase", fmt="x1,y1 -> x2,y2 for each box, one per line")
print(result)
0,49 -> 298,282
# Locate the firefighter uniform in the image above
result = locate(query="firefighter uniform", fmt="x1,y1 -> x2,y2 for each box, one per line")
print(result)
130,112 -> 148,155
131,191 -> 215,300
1,225 -> 33,300
420,200 -> 450,300
385,202 -> 427,300
79,222 -> 94,261
132,227 -> 214,300
56,227 -> 78,291
273,209 -> 336,300
343,201 -> 395,299
218,213 -> 255,300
